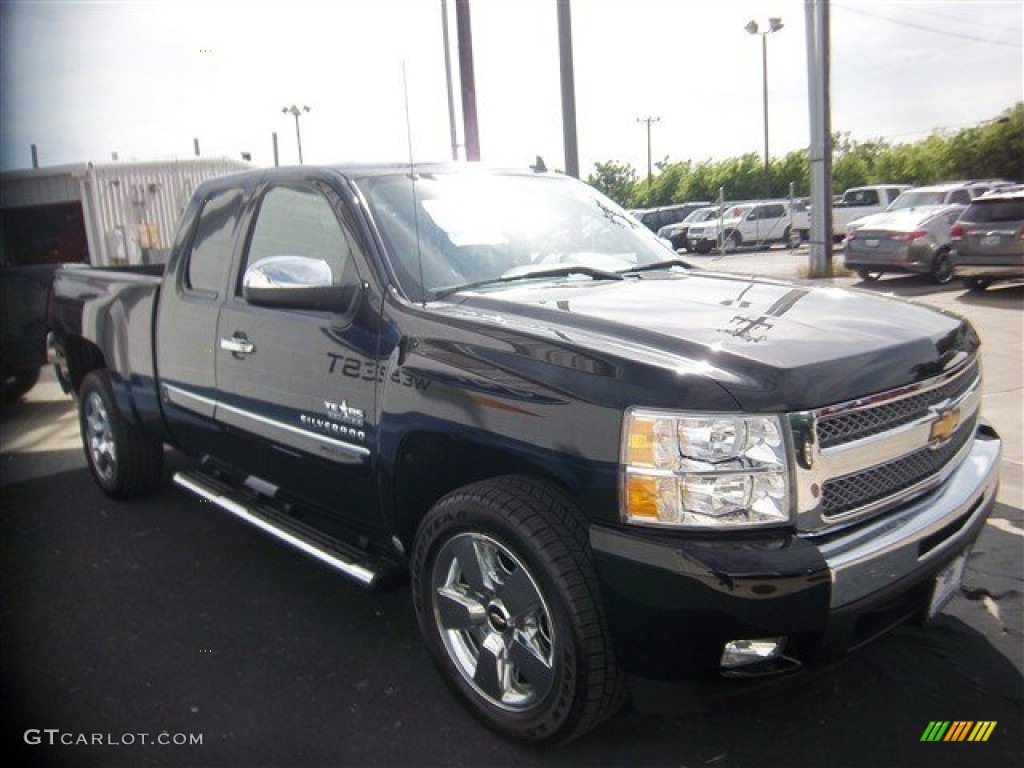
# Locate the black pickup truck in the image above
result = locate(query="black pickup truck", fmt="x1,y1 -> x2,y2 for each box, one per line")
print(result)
48,164 -> 1001,744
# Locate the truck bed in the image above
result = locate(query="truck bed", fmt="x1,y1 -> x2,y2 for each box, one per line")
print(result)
50,263 -> 165,393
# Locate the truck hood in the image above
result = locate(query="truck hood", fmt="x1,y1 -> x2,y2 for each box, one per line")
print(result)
849,205 -> 959,232
434,270 -> 977,412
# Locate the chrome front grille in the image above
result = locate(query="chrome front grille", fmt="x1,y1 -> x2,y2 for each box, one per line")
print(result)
821,416 -> 976,517
792,358 -> 982,532
817,362 -> 979,449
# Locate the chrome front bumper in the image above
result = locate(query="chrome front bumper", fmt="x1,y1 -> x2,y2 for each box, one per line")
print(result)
817,424 -> 1001,609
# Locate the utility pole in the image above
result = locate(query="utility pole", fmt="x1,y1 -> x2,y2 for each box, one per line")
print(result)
557,0 -> 579,178
440,1 -> 459,160
637,116 -> 660,190
805,0 -> 834,277
455,0 -> 480,161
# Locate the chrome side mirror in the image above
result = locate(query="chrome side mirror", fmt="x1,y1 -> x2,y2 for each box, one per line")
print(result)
242,255 -> 346,310
243,255 -> 333,291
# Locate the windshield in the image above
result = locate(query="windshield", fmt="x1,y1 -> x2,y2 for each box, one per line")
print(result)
358,171 -> 676,301
685,207 -> 719,223
888,190 -> 946,210
723,205 -> 753,219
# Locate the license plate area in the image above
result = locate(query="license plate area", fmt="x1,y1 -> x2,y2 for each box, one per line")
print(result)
928,551 -> 968,618
981,234 -> 1000,247
865,238 -> 880,248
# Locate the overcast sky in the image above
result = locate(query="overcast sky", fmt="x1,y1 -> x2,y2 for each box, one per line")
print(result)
1,0 -> 1021,177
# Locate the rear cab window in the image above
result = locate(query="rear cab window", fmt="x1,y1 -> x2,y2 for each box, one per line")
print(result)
185,188 -> 245,298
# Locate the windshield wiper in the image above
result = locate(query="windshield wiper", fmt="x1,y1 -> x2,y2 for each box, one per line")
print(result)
432,265 -> 624,300
620,258 -> 693,274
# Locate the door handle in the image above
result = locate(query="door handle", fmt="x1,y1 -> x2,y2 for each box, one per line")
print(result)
220,335 -> 255,355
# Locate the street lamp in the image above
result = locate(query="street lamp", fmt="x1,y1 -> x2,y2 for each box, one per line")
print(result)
281,104 -> 311,164
745,17 -> 783,198
637,116 -> 661,191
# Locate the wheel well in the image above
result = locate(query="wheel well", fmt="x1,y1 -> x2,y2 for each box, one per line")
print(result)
63,335 -> 106,394
391,432 -> 568,550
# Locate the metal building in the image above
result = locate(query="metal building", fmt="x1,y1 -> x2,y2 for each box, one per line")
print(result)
1,157 -> 251,267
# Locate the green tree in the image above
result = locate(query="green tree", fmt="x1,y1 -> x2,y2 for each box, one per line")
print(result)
586,160 -> 638,207
948,103 -> 1023,181
589,103 -> 1021,210
770,149 -> 810,197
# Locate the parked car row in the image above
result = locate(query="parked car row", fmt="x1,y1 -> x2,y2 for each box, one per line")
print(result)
630,202 -> 710,234
634,199 -> 802,254
843,181 -> 1021,287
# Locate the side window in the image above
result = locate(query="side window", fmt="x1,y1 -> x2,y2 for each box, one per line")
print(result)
186,188 -> 244,296
949,190 -> 971,206
766,204 -> 784,219
886,188 -> 903,203
243,186 -> 357,288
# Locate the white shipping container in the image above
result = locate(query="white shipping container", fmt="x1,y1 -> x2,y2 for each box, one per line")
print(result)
1,157 -> 251,266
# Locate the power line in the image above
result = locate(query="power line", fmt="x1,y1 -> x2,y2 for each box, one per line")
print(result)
907,4 -> 1020,33
835,3 -> 1022,48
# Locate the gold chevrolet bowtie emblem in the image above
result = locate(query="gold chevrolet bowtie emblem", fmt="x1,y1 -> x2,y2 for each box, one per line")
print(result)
929,407 -> 961,446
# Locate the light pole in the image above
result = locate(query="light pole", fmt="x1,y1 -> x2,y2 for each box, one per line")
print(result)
745,17 -> 783,198
637,116 -> 660,191
281,104 -> 311,164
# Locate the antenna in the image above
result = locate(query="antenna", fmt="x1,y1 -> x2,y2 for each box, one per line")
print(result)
402,61 -> 426,307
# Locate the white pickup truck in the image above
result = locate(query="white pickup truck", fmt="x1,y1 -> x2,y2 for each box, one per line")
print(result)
792,185 -> 911,242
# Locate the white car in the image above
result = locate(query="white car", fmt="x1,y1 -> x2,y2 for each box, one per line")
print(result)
658,206 -> 720,251
687,201 -> 792,253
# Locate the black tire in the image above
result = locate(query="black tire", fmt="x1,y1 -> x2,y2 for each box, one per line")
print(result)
857,268 -> 882,282
79,370 -> 164,498
2,367 -> 41,404
721,230 -> 742,253
694,241 -> 712,254
783,226 -> 795,249
931,249 -> 954,285
411,476 -> 624,745
964,277 -> 991,292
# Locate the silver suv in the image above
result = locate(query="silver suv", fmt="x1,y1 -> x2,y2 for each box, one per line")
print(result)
950,189 -> 1024,291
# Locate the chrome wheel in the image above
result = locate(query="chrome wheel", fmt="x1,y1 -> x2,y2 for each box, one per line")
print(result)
431,532 -> 555,711
84,390 -> 116,482
932,251 -> 954,285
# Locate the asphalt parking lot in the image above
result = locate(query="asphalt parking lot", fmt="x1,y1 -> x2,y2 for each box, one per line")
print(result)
1,247 -> 1021,767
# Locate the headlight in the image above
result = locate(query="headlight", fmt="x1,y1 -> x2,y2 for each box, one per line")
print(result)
621,409 -> 791,529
